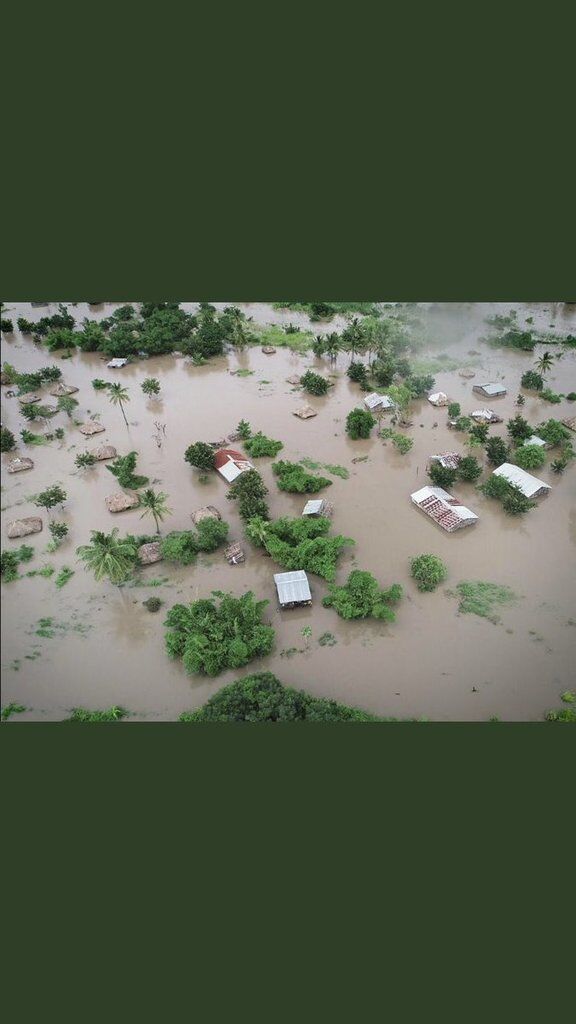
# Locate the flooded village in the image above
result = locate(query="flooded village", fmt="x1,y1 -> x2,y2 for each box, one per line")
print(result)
1,301 -> 575,721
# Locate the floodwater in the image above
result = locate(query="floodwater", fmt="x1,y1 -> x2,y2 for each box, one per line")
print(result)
1,301 -> 575,721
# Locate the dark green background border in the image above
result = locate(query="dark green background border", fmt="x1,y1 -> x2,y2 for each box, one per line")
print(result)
2,9 -> 574,1017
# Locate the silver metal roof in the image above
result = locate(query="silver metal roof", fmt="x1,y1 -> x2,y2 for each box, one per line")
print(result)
302,499 -> 325,516
474,382 -> 507,396
273,570 -> 312,605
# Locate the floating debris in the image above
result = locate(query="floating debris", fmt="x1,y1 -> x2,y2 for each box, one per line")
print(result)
261,346 -> 276,354
225,541 -> 245,565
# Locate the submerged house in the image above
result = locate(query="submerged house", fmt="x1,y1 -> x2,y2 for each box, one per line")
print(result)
410,485 -> 479,532
473,382 -> 507,398
427,392 -> 449,407
364,392 -> 395,413
428,452 -> 462,471
523,435 -> 547,448
492,463 -> 551,499
107,358 -> 128,368
470,408 -> 503,424
274,570 -> 312,608
214,448 -> 254,484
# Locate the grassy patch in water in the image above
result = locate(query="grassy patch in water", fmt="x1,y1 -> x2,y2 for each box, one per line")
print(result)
300,457 -> 349,479
249,323 -> 315,353
234,368 -> 254,377
55,566 -> 74,588
1,702 -> 27,720
26,565 -> 55,579
66,706 -> 129,722
454,581 -> 518,623
318,632 -> 337,647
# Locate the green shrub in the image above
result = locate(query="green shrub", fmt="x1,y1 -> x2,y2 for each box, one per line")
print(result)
164,591 -> 275,676
540,388 -> 562,404
178,672 -> 380,721
1,318 -> 14,333
428,463 -> 457,488
546,708 -> 576,722
347,362 -> 369,386
448,402 -> 461,418
75,452 -> 97,469
535,419 -> 570,447
227,469 -> 269,521
246,515 -> 353,582
346,407 -> 376,439
323,570 -> 402,621
106,452 -> 149,489
410,554 -> 447,592
161,531 -> 199,566
514,444 -> 546,470
55,567 -> 74,588
184,441 -> 216,472
67,707 -> 129,722
244,432 -> 284,458
143,596 -> 162,612
480,475 -> 536,515
454,581 -> 517,623
236,419 -> 252,440
0,426 -> 16,452
454,416 -> 472,431
195,517 -> 229,552
272,460 -> 332,494
457,456 -> 482,482
485,436 -> 510,466
300,370 -> 330,396
521,370 -> 544,391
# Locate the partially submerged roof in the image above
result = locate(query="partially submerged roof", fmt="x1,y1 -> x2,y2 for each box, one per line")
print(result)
138,541 -> 163,565
274,570 -> 312,605
107,358 -> 128,368
105,492 -> 140,513
364,392 -> 395,411
411,486 -> 478,532
492,463 -> 551,498
49,383 -> 79,397
214,448 -> 254,483
523,435 -> 547,448
471,408 -> 502,423
79,421 -> 105,435
191,505 -> 221,525
429,452 -> 462,470
18,393 -> 42,405
89,444 -> 118,461
428,392 -> 449,407
225,541 -> 245,564
293,405 -> 317,419
6,457 -> 34,473
6,516 -> 43,539
473,382 -> 507,397
302,499 -> 325,516
562,416 -> 576,433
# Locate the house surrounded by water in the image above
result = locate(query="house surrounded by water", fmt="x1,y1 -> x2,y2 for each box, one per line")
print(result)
214,448 -> 254,483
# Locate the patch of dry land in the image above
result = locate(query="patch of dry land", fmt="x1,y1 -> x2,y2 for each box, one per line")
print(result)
1,301 -> 575,720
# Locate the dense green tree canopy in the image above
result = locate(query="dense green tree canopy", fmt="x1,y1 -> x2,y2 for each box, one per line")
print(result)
164,591 -> 275,676
323,570 -> 402,621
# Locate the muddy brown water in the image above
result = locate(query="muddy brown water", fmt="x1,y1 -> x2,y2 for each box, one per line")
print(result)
1,301 -> 575,721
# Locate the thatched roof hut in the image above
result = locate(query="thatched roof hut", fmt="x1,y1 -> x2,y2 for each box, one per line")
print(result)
79,421 -> 105,435
18,393 -> 42,406
105,492 -> 140,513
262,346 -> 276,354
191,505 -> 221,525
89,444 -> 117,461
49,383 -> 79,397
293,405 -> 317,420
138,541 -> 163,565
6,457 -> 34,473
7,516 -> 43,538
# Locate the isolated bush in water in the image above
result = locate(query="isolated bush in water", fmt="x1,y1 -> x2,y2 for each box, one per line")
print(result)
346,407 -> 376,439
0,426 -> 16,452
347,362 -> 369,387
227,469 -> 270,521
485,437 -> 510,466
300,370 -> 330,396
535,419 -> 570,447
178,672 -> 380,722
410,554 -> 448,592
164,591 -> 275,676
244,432 -> 284,458
447,402 -> 461,418
106,452 -> 149,490
323,570 -> 402,621
272,460 -> 332,494
428,463 -> 457,489
521,370 -> 544,391
161,519 -> 229,565
514,444 -> 546,471
184,441 -> 216,472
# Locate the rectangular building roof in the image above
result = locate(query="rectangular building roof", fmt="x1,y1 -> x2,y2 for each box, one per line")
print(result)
302,499 -> 325,516
492,463 -> 551,498
523,435 -> 547,448
411,485 -> 478,531
473,383 -> 507,397
364,392 -> 395,411
274,570 -> 312,605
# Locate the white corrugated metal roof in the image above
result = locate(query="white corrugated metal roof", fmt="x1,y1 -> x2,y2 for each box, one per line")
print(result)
107,358 -> 128,368
411,486 -> 479,526
428,392 -> 448,406
302,499 -> 325,516
523,435 -> 547,447
493,463 -> 551,497
471,408 -> 496,421
364,392 -> 394,410
474,383 -> 507,396
274,570 -> 312,605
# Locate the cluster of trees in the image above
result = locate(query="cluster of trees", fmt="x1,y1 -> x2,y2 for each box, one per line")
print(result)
2,362 -> 62,394
184,441 -> 216,472
17,304 -> 75,339
485,436 -> 510,466
322,570 -> 402,621
178,672 -> 380,721
227,469 -> 270,521
164,591 -> 275,676
246,515 -> 353,582
1,426 -> 16,452
161,519 -> 229,564
272,460 -> 332,494
428,456 -> 482,488
106,451 -> 149,489
1,544 -> 34,582
479,476 -> 536,515
514,444 -> 546,471
521,369 -> 544,391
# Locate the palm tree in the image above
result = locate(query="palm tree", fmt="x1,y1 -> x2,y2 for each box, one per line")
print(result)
76,529 -> 137,585
536,351 -> 554,376
139,488 -> 171,534
245,516 -> 269,547
108,382 -> 130,426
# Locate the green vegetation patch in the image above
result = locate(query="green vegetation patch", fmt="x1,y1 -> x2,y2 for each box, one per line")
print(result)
165,590 -> 275,677
272,460 -> 332,494
66,706 -> 129,722
55,567 -> 75,588
1,702 -> 27,721
323,570 -> 402,622
453,581 -> 518,624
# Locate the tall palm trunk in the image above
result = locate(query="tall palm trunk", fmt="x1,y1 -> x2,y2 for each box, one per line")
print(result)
119,401 -> 128,427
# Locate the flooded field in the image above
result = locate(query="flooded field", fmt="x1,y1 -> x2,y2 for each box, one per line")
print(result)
1,301 -> 575,721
